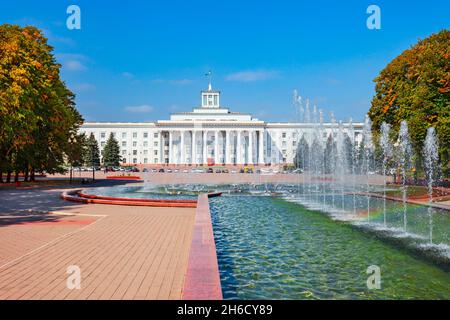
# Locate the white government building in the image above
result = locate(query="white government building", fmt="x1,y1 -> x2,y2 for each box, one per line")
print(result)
80,84 -> 363,166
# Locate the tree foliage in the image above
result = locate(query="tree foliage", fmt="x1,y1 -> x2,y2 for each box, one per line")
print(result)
84,133 -> 100,168
368,29 -> 450,177
102,133 -> 121,167
0,24 -> 83,182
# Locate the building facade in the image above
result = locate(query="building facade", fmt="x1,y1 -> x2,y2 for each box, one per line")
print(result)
80,85 -> 363,166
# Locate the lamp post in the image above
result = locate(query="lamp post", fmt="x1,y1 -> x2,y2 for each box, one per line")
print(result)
91,143 -> 95,182
68,133 -> 77,184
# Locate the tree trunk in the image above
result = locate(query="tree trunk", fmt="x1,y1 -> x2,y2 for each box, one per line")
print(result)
14,171 -> 19,182
6,171 -> 11,183
24,169 -> 29,182
0,170 -> 3,183
30,170 -> 35,182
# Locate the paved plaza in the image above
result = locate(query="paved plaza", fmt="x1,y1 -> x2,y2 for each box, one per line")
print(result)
0,186 -> 195,300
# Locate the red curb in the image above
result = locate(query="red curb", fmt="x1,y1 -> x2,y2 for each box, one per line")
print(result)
77,192 -> 197,204
61,191 -> 197,208
106,176 -> 141,180
182,194 -> 223,300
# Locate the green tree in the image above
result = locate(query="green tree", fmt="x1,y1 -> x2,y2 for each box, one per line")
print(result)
323,134 -> 336,174
368,29 -> 450,177
102,133 -> 121,167
67,132 -> 87,168
84,133 -> 100,168
294,135 -> 309,170
0,24 -> 83,182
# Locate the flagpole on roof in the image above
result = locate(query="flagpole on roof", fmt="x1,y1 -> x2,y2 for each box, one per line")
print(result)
205,70 -> 212,91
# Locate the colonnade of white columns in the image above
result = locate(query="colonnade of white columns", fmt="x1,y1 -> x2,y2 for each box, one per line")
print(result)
160,129 -> 265,165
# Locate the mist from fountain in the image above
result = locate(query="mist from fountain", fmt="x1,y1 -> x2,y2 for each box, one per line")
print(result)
362,115 -> 374,221
398,121 -> 412,232
286,91 -> 446,260
424,127 -> 439,244
380,122 -> 392,227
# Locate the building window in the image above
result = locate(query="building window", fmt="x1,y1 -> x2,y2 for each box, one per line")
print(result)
143,132 -> 148,138
154,158 -> 158,163
154,150 -> 158,156
122,141 -> 126,147
133,141 -> 137,147
101,141 -> 106,147
122,132 -> 127,139
133,150 -> 137,155
282,141 -> 286,147
132,132 -> 137,139
213,95 -> 218,106
293,141 -> 296,146
143,158 -> 148,164
143,150 -> 148,155
122,150 -> 126,155
100,132 -> 106,139
133,158 -> 137,164
282,132 -> 286,139
154,133 -> 159,138
143,141 -> 148,147
154,141 -> 158,147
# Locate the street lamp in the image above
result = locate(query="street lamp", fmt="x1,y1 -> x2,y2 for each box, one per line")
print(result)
91,142 -> 95,182
68,133 -> 77,184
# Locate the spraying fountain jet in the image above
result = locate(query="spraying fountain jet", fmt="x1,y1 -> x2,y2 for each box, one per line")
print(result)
362,115 -> 374,222
397,121 -> 412,232
424,127 -> 439,244
380,122 -> 393,227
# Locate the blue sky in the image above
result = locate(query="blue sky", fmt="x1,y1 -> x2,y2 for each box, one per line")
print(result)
1,0 -> 449,122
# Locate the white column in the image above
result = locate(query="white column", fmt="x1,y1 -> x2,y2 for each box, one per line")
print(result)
158,131 -> 163,164
168,131 -> 173,164
248,131 -> 253,164
214,131 -> 219,165
180,130 -> 185,165
191,131 -> 196,165
237,131 -> 242,165
225,130 -> 230,164
259,130 -> 265,165
203,130 -> 207,165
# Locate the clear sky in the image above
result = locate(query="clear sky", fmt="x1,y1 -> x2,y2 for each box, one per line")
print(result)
1,0 -> 449,123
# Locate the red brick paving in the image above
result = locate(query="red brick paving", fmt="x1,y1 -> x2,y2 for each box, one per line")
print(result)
0,188 -> 195,300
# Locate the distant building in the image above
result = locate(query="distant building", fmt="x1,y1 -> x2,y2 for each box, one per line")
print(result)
80,84 -> 363,166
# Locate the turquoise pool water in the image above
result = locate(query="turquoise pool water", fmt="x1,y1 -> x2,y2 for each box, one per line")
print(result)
210,196 -> 450,299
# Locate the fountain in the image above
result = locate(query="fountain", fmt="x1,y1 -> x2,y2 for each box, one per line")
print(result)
424,127 -> 439,244
397,121 -> 412,232
380,122 -> 392,227
362,116 -> 374,221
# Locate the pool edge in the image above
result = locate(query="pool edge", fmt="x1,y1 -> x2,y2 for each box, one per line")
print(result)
182,194 -> 223,300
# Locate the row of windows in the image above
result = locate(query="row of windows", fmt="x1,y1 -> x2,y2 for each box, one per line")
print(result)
127,158 -> 159,164
100,141 -> 159,148
118,150 -> 159,156
99,132 -> 159,140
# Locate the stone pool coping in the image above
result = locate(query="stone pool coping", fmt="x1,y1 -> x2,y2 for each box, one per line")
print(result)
182,194 -> 223,300
61,190 -> 197,208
